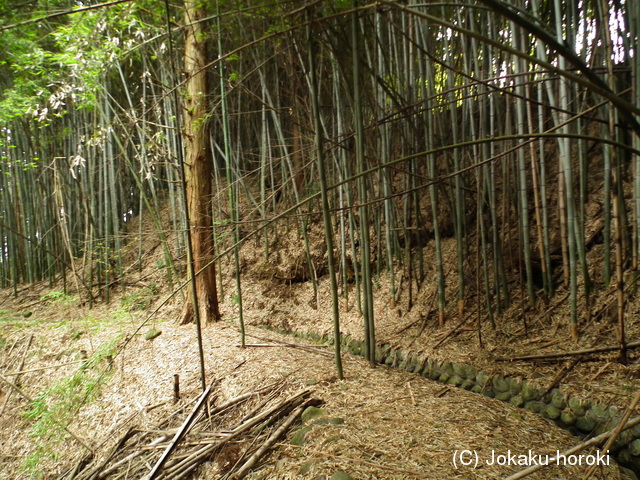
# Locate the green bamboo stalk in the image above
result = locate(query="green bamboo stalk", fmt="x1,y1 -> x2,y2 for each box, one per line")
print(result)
308,11 -> 343,379
353,0 -> 375,365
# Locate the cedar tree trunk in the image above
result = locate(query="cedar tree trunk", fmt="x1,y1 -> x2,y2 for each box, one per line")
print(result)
180,0 -> 220,324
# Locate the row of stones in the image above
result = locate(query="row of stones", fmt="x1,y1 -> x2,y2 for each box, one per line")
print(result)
296,329 -> 640,473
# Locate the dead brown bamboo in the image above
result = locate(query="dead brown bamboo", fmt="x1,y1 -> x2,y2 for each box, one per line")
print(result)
0,334 -> 33,415
505,415 -> 640,480
161,390 -> 313,479
228,403 -> 307,479
582,389 -> 640,479
496,339 -> 640,362
145,382 -> 215,480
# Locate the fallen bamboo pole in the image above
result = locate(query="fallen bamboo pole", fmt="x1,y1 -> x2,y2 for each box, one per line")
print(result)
144,382 -> 215,480
504,416 -> 640,480
496,339 -> 640,362
229,403 -> 307,479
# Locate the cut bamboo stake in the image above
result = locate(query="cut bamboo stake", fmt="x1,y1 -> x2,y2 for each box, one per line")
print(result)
144,382 -> 214,480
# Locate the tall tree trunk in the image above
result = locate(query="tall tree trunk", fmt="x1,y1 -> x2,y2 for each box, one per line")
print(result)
181,0 -> 220,324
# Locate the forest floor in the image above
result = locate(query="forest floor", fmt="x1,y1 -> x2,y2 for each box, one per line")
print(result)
1,218 -> 640,479
0,286 -> 634,480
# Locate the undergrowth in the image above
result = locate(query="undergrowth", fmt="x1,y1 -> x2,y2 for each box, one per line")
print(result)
39,290 -> 78,306
120,283 -> 159,311
21,336 -> 120,478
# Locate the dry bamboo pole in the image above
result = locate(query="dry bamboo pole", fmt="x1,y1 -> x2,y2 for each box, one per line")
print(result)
227,403 -> 306,480
633,0 -> 640,285
376,10 -> 398,306
161,390 -> 312,479
144,383 -> 214,480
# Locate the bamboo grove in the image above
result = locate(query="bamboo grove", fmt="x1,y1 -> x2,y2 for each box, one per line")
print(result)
0,0 -> 639,370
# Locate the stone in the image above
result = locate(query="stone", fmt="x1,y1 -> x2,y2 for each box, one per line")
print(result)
509,395 -> 524,408
576,415 -> 596,433
492,376 -> 509,393
560,411 -> 576,427
476,371 -> 490,386
405,360 -> 419,373
495,392 -> 512,402
453,363 -> 467,378
323,435 -> 344,445
481,386 -> 495,398
551,389 -> 566,409
543,405 -> 561,420
588,403 -> 610,423
629,440 -> 640,457
384,351 -> 395,366
302,406 -> 327,423
291,426 -> 313,446
464,365 -> 477,380
395,350 -> 408,369
443,362 -> 455,376
569,397 -> 587,416
144,329 -> 162,341
421,359 -> 433,378
461,380 -> 475,390
524,401 -> 543,414
299,462 -> 314,475
521,382 -> 539,402
330,472 -> 354,480
508,378 -> 522,395
429,365 -> 441,381
313,417 -> 345,425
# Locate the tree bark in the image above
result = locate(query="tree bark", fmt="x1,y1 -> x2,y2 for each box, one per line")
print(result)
181,0 -> 220,324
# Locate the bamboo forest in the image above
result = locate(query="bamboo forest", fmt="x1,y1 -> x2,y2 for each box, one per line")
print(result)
1,0 -> 640,478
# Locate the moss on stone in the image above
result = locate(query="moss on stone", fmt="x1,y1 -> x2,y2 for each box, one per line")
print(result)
495,392 -> 512,402
569,397 -> 587,416
544,405 -> 561,420
521,382 -> 539,402
560,410 -> 576,427
492,376 -> 509,393
525,401 -> 543,414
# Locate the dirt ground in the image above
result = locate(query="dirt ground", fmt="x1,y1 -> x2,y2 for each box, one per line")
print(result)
0,276 -> 636,480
